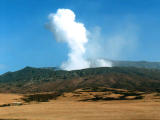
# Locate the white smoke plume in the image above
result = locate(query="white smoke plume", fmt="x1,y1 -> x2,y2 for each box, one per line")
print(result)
48,9 -> 112,70
48,9 -> 89,70
89,59 -> 112,68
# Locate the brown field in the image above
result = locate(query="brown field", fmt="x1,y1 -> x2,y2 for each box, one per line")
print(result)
0,89 -> 160,120
0,94 -> 22,105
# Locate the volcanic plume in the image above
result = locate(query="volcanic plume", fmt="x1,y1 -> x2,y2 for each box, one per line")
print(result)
48,9 -> 112,70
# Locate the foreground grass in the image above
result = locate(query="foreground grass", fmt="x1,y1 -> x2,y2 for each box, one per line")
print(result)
0,87 -> 160,120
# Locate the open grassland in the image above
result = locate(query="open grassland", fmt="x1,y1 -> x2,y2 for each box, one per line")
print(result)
0,94 -> 22,105
0,100 -> 160,120
0,88 -> 160,120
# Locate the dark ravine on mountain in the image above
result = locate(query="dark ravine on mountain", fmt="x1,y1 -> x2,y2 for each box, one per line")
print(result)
0,60 -> 160,93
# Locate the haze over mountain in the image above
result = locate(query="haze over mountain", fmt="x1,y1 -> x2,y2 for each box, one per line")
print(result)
112,60 -> 160,69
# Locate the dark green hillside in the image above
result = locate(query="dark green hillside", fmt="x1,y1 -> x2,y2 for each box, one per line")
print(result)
0,66 -> 160,93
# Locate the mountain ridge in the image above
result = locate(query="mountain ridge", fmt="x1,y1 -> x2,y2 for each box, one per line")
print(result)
111,60 -> 160,69
0,65 -> 160,93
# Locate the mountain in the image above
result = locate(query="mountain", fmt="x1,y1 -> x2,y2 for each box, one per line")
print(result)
38,60 -> 160,70
0,65 -> 160,93
112,60 -> 160,69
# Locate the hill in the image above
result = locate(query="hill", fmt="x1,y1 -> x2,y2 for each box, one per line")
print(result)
0,66 -> 160,93
112,60 -> 160,69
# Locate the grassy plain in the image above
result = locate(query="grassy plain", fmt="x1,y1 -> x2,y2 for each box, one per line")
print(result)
0,90 -> 160,120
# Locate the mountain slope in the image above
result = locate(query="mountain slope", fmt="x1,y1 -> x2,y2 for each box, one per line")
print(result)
0,67 -> 160,93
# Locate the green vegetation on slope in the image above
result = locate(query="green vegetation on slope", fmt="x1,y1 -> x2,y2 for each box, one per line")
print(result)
0,66 -> 160,93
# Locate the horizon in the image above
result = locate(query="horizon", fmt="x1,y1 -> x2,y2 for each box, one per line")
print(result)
1,0 -> 160,74
1,59 -> 160,75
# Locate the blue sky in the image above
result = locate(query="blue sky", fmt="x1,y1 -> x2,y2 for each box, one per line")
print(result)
0,0 -> 160,74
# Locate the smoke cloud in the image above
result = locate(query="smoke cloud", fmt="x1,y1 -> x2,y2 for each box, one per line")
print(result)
86,23 -> 138,61
48,9 -> 112,70
90,59 -> 112,68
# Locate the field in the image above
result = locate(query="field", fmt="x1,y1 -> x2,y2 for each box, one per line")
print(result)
0,88 -> 160,120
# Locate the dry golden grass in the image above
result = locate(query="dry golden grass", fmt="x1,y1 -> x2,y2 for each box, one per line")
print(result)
0,94 -> 22,105
0,90 -> 160,120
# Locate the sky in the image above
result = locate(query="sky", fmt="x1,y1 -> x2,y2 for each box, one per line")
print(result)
0,0 -> 160,74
